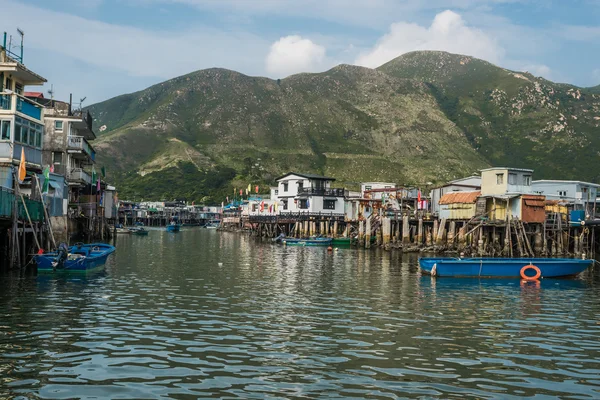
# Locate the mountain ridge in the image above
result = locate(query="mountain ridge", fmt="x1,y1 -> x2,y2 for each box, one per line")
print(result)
87,51 -> 600,202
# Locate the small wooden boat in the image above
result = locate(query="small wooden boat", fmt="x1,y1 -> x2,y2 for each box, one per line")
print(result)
115,224 -> 131,234
129,227 -> 149,236
332,237 -> 353,246
282,237 -> 332,246
166,223 -> 181,232
36,243 -> 116,272
205,222 -> 220,229
419,257 -> 594,279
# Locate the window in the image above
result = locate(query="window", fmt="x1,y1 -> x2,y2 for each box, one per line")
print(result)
283,182 -> 288,192
523,175 -> 531,186
274,189 -> 278,196
365,185 -> 372,191
298,199 -> 309,209
1,120 -> 10,140
14,117 -> 43,148
496,173 -> 504,184
52,151 -> 63,165
5,78 -> 12,91
324,199 -> 336,210
558,191 -> 566,197
297,181 -> 304,190
281,199 -> 288,210
15,83 -> 23,95
583,187 -> 588,193
508,173 -> 517,185
55,120 -> 63,131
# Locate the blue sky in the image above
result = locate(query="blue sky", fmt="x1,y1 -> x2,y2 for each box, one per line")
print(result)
4,0 -> 599,104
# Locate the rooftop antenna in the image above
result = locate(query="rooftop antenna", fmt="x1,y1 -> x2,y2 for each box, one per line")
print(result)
79,96 -> 87,110
16,28 -> 24,62
47,84 -> 54,100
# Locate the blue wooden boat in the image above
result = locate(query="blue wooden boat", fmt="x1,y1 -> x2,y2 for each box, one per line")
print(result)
166,223 -> 181,232
419,257 -> 593,279
36,243 -> 116,273
282,237 -> 332,246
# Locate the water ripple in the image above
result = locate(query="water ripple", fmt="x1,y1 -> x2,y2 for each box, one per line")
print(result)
1,230 -> 599,398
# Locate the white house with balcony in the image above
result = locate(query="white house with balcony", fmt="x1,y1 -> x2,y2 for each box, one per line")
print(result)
273,172 -> 346,215
0,39 -> 46,188
38,99 -> 96,194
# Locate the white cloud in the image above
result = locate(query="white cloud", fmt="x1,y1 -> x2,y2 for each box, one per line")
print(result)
3,1 -> 268,80
265,35 -> 327,77
522,64 -> 552,80
355,10 -> 504,68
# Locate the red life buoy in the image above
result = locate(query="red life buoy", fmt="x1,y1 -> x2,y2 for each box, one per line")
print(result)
520,265 -> 541,281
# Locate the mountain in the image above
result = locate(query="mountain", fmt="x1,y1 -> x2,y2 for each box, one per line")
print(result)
378,51 -> 600,181
88,51 -> 600,203
89,64 -> 487,202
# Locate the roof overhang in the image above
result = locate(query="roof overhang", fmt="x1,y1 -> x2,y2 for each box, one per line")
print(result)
0,62 -> 47,85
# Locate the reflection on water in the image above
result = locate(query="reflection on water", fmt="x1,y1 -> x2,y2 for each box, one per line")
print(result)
1,229 -> 599,398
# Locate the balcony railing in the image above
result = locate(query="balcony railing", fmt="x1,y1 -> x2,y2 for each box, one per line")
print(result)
67,136 -> 96,161
0,142 -> 42,167
0,92 -> 43,120
69,168 -> 92,185
297,188 -> 346,197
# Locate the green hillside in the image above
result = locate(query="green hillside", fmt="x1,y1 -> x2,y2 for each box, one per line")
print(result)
89,64 -> 488,202
378,51 -> 600,181
87,51 -> 600,203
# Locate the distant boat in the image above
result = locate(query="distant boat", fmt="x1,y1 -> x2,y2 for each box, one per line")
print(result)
205,221 -> 220,229
282,237 -> 332,246
166,223 -> 181,232
419,257 -> 594,279
129,226 -> 149,236
36,243 -> 116,272
332,237 -> 354,246
115,224 -> 131,234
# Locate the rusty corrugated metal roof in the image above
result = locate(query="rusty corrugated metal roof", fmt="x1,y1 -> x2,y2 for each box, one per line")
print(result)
439,191 -> 481,205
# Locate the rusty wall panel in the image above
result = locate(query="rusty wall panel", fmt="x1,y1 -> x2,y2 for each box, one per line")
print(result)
521,196 -> 546,223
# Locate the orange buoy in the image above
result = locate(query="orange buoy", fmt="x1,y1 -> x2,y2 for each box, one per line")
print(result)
327,246 -> 333,252
520,265 -> 541,281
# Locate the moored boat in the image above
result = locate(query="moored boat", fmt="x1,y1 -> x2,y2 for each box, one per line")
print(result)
36,243 -> 116,272
129,227 -> 149,236
166,223 -> 181,232
419,257 -> 593,279
115,224 -> 131,234
282,237 -> 332,246
331,237 -> 354,246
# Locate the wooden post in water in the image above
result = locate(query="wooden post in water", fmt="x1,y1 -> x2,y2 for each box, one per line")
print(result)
402,215 -> 410,245
478,226 -> 485,256
332,221 -> 337,238
358,220 -> 364,246
365,218 -> 371,249
458,223 -> 466,251
447,221 -> 456,248
382,217 -> 391,247
416,218 -> 423,245
433,219 -> 439,244
435,218 -> 446,247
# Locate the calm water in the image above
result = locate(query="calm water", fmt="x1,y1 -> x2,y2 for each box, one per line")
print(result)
1,229 -> 600,399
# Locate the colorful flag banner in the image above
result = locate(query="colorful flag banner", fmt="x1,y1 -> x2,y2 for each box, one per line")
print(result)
255,185 -> 259,194
101,166 -> 106,178
18,148 -> 26,183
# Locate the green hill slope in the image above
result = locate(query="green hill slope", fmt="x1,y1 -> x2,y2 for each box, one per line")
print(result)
378,51 -> 600,181
89,64 -> 488,202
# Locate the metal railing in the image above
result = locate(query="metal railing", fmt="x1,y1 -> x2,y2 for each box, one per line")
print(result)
0,92 -> 43,120
69,168 -> 92,184
70,109 -> 93,133
68,136 -> 96,161
297,188 -> 346,197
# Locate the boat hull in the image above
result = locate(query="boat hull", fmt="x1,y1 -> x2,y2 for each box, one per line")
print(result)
36,243 -> 116,273
166,225 -> 181,232
419,257 -> 593,278
331,238 -> 353,246
283,238 -> 332,246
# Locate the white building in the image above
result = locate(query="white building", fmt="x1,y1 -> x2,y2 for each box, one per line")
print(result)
360,182 -> 396,199
532,180 -> 599,215
273,172 -> 345,215
480,167 -> 533,196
